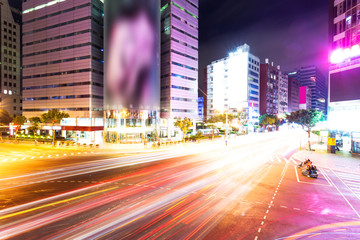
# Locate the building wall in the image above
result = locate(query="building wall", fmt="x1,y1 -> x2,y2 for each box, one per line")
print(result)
328,0 -> 360,133
160,0 -> 199,120
0,0 -> 22,117
288,76 -> 299,113
259,62 -> 280,116
22,0 -> 104,119
331,0 -> 360,50
278,72 -> 288,114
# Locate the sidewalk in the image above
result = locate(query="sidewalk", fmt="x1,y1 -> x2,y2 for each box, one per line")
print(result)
294,143 -> 360,174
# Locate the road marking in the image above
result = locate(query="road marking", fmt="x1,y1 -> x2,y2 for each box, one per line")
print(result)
290,157 -> 298,164
258,228 -> 261,233
332,170 -> 360,201
280,206 -> 287,208
294,166 -> 332,187
326,170 -> 360,219
254,236 -> 258,240
266,210 -> 269,214
318,167 -> 333,187
294,208 -> 300,211
307,210 -> 314,213
277,157 -> 282,163
261,221 -> 264,225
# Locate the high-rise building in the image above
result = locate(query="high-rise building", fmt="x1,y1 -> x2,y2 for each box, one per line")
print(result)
0,0 -> 22,117
260,60 -> 280,116
198,96 -> 204,120
160,0 -> 199,120
206,44 -> 260,125
288,76 -> 300,113
288,66 -> 327,113
329,0 -> 360,153
278,72 -> 289,114
22,0 -> 104,143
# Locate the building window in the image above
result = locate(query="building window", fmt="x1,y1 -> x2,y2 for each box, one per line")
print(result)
13,99 -> 16,103
4,82 -> 7,86
9,90 -> 12,95
3,90 -> 7,94
13,107 -> 16,111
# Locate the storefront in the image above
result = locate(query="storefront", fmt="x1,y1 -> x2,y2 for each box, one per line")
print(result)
104,110 -> 158,144
61,118 -> 104,144
352,132 -> 360,154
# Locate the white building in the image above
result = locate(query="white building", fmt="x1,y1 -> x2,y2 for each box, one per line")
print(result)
206,44 -> 260,125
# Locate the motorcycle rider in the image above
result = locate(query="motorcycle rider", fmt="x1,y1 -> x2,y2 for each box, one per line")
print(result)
307,164 -> 315,177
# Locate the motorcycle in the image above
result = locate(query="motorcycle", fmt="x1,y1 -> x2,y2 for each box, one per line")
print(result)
301,167 -> 318,178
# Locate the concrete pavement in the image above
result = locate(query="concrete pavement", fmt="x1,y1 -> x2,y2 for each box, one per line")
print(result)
294,144 -> 360,174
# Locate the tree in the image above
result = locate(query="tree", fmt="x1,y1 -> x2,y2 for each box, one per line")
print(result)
207,114 -> 237,124
286,109 -> 323,150
12,115 -> 27,141
238,109 -> 249,127
41,109 -> 70,145
174,117 -> 193,142
259,114 -> 276,128
28,117 -> 41,141
0,109 -> 13,125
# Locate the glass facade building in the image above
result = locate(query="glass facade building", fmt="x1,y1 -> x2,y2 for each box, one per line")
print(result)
22,0 -> 104,119
160,0 -> 199,119
288,66 -> 327,114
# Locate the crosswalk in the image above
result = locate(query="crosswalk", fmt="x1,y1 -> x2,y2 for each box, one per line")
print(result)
333,170 -> 360,201
268,156 -> 300,164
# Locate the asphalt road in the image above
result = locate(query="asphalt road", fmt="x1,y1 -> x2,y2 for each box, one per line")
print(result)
0,130 -> 359,240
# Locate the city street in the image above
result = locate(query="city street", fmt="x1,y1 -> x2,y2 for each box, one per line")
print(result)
0,130 -> 360,239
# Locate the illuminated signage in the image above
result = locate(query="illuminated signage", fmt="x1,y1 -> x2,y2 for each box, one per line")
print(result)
330,45 -> 360,64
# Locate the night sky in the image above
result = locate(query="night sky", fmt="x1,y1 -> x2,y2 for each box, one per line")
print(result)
198,0 -> 330,89
10,0 -> 329,88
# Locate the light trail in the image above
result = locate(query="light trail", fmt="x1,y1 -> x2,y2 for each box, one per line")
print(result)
0,130 -> 305,239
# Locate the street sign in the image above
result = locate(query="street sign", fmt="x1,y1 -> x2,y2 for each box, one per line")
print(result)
327,138 -> 336,146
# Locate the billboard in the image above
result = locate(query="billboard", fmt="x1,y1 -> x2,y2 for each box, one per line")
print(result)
105,0 -> 160,111
330,68 -> 360,103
